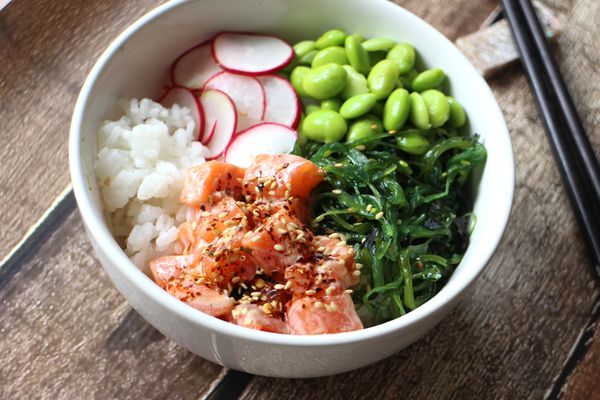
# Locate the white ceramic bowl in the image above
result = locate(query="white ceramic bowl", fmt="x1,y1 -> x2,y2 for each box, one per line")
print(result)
69,0 -> 514,378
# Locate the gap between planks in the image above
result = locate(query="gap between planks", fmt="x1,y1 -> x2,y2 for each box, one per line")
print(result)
544,295 -> 600,399
0,184 -> 75,285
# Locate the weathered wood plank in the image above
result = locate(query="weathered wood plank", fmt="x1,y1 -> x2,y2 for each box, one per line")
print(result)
0,209 -> 224,400
0,0 -> 166,261
240,0 -> 600,398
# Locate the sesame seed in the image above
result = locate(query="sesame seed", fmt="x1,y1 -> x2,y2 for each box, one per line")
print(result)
355,263 -> 363,270
251,236 -> 261,242
315,275 -> 323,285
389,129 -> 398,134
332,189 -> 342,194
296,230 -> 305,238
325,302 -> 338,312
314,215 -> 324,223
329,233 -> 340,239
223,289 -> 230,297
268,190 -> 276,196
284,280 -> 293,290
334,162 -> 343,167
287,223 -> 299,230
240,283 -> 248,289
352,270 -> 361,277
270,181 -> 277,189
274,283 -> 285,290
366,204 -> 373,212
317,246 -> 326,252
277,228 -> 287,235
305,289 -> 317,296
355,144 -> 366,151
274,244 -> 284,251
244,318 -> 252,326
361,237 -> 366,244
201,211 -> 211,217
255,279 -> 265,289
231,276 -> 241,284
284,190 -> 291,198
326,286 -> 335,296
250,291 -> 261,297
336,241 -> 347,247
323,248 -> 332,255
345,289 -> 354,294
262,303 -> 273,314
314,301 -> 324,309
218,212 -> 228,219
375,211 -> 384,220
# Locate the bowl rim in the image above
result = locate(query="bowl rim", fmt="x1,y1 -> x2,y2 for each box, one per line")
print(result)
69,0 -> 515,347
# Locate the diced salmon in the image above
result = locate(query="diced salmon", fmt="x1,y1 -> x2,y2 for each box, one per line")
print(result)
243,154 -> 324,201
149,254 -> 196,286
313,236 -> 359,288
149,255 -> 234,317
283,263 -> 315,296
200,231 -> 256,285
180,161 -> 245,207
286,294 -> 363,334
230,304 -> 289,334
242,208 -> 311,276
180,197 -> 248,250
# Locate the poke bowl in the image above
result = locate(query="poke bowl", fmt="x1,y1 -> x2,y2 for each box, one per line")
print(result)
69,0 -> 514,377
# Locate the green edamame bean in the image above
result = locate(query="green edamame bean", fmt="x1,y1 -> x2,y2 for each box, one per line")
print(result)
421,89 -> 449,127
412,68 -> 446,92
362,37 -> 396,52
339,93 -> 377,119
446,96 -> 466,128
298,50 -> 318,66
312,46 -> 348,68
290,66 -> 311,97
321,98 -> 342,112
367,60 -> 400,100
348,33 -> 365,43
408,92 -> 430,129
345,35 -> 370,75
303,63 -> 348,100
305,104 -> 321,115
346,114 -> 383,147
398,68 -> 418,91
383,88 -> 410,131
303,109 -> 347,143
315,29 -> 347,49
340,65 -> 369,99
387,43 -> 416,74
296,116 -> 308,145
396,131 -> 431,155
293,40 -> 316,58
369,51 -> 387,66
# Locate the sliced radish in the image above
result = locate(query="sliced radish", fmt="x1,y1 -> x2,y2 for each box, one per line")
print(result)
159,87 -> 205,140
199,89 -> 237,159
172,40 -> 222,89
201,120 -> 217,145
258,75 -> 301,129
212,32 -> 293,75
203,71 -> 265,131
224,123 -> 297,168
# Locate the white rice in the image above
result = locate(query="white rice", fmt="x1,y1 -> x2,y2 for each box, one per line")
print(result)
95,98 -> 207,272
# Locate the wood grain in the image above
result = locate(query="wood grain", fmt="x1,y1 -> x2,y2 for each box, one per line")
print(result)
0,0 -> 166,262
239,0 -> 600,398
0,209 -> 224,400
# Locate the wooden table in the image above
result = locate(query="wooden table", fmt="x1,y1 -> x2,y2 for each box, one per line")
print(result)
1,0 -> 599,398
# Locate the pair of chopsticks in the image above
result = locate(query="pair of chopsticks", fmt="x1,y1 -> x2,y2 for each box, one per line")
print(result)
500,0 -> 600,279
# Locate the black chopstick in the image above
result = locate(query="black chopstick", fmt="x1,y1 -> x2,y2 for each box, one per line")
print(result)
500,0 -> 600,278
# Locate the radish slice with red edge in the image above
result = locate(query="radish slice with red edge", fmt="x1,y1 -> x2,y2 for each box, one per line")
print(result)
258,75 -> 301,129
203,71 -> 265,132
172,41 -> 222,89
201,121 -> 218,146
224,123 -> 297,168
159,87 -> 204,140
212,32 -> 293,75
199,89 -> 237,159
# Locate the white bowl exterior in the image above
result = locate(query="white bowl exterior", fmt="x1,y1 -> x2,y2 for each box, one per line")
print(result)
70,0 -> 514,377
